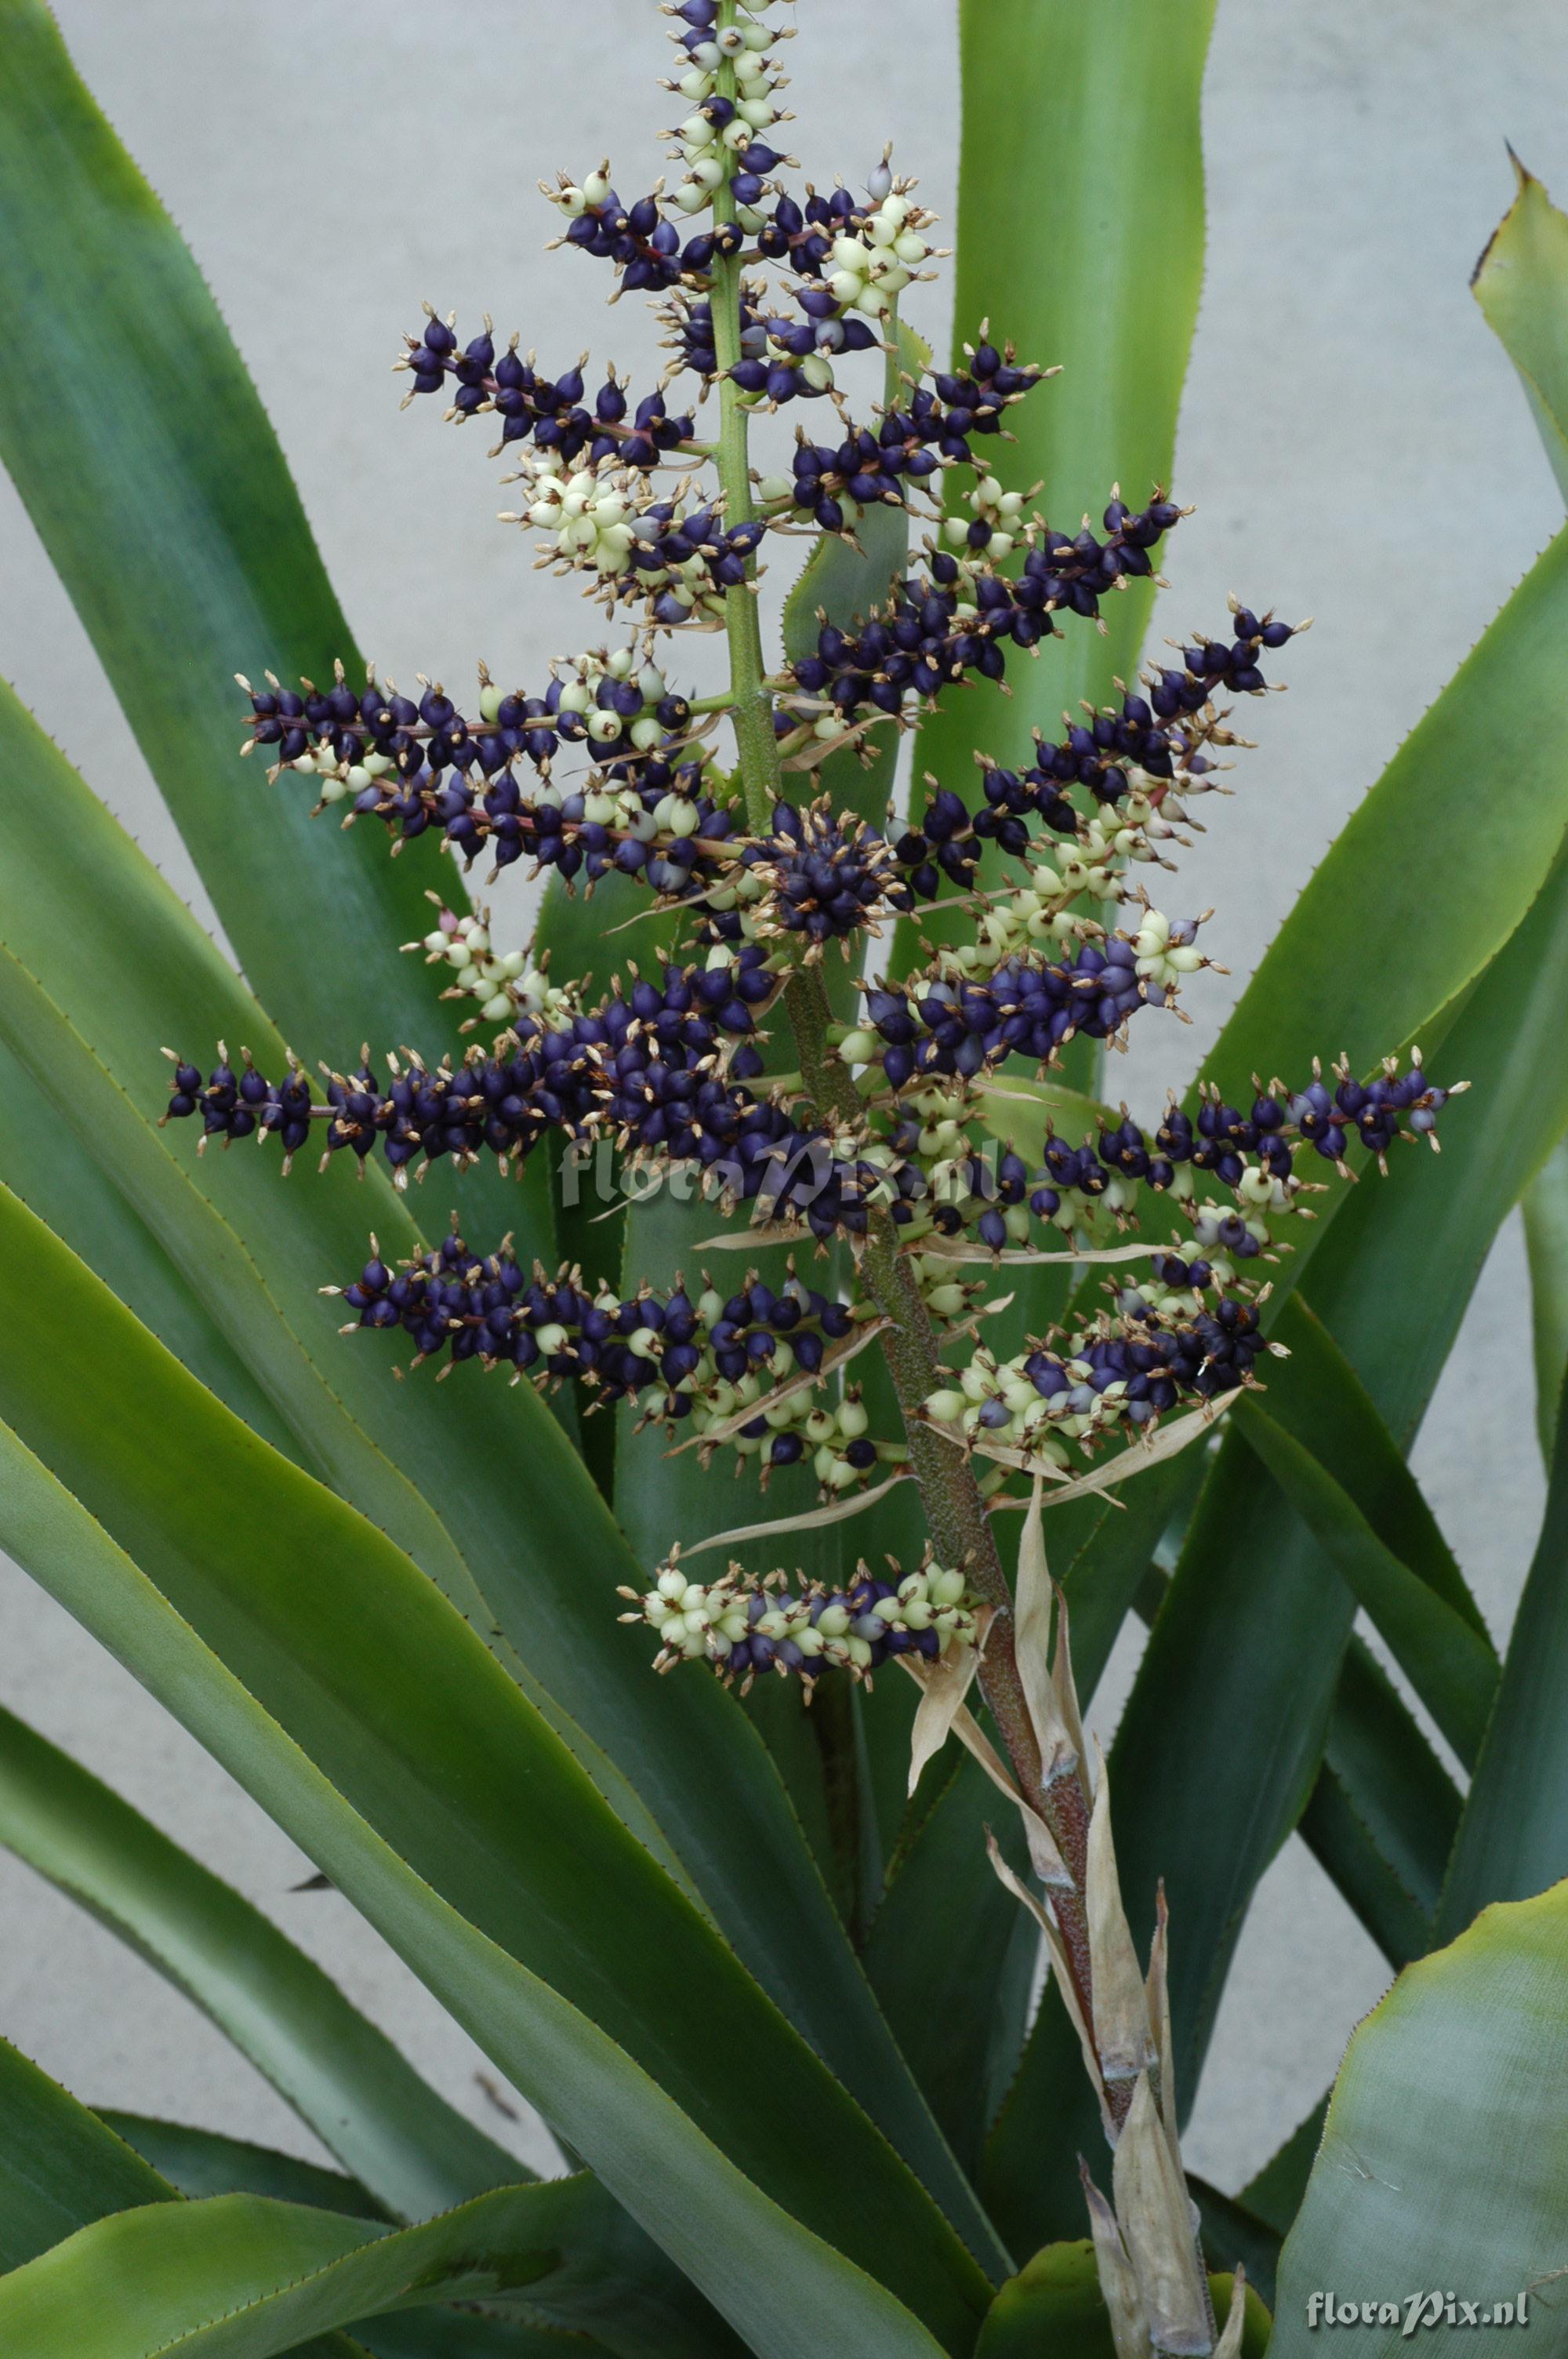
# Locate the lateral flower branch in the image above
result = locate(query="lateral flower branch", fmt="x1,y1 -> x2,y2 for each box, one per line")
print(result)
158,1 -> 1457,2344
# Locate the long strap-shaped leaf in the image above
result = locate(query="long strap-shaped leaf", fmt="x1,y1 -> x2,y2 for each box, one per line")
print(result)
1472,158 -> 1568,1460
1523,1140 -> 1568,1461
0,1194 -> 991,2355
982,845 -> 1568,2249
1270,1885 -> 1568,2351
0,1702 -> 516,2223
0,2037 -> 175,2274
1203,526 -> 1568,1102
1437,1392 -> 1568,1939
0,691 -> 985,2212
0,1035 -> 292,1459
1234,1398 -> 1498,1767
910,0 -> 1216,864
0,823 -> 697,1913
93,2123 -> 604,2359
1113,845 -> 1568,2100
0,2182 -> 691,2359
1473,154 -> 1568,503
101,2117 -> 383,2219
0,0 -> 451,1085
1300,1639 -> 1461,1972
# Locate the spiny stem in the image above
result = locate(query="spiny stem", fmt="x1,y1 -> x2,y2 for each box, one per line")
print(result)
702,57 -> 1105,2057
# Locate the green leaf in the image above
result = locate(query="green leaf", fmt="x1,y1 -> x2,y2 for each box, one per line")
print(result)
975,2242 -> 1268,2359
357,2312 -> 615,2359
894,0 -> 1214,1107
920,0 -> 1216,791
0,2181 -> 676,2359
95,2125 -> 622,2359
0,0 -> 489,1110
0,1034 -> 293,1459
1271,1885 -> 1568,2350
1102,1314 -> 1446,2123
100,2117 -> 383,2220
862,1773 -> 1037,2180
1523,1137 -> 1568,1462
0,1700 -> 515,2222
1200,529 -> 1568,1110
0,2037 -> 173,2274
1463,154 -> 1568,1470
601,1212 -> 1000,2255
0,1194 -> 990,2356
1235,1399 -> 1498,1767
1299,838 -> 1568,1452
1240,2097 -> 1328,2239
1189,2183 -> 1283,2310
1438,1394 -> 1568,1940
1472,154 -> 1568,502
1102,832 -> 1568,2117
1301,1640 -> 1461,1970
0,688 -> 960,2146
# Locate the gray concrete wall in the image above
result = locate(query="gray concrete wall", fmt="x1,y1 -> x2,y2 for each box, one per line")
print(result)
2,0 -> 1565,2208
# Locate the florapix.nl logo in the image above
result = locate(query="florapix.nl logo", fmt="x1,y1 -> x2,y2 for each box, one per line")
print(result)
1305,2290 -> 1532,2335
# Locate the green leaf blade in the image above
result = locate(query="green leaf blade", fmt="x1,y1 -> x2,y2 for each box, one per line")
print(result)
0,0 -> 474,1092
0,684 -> 964,2139
1438,1395 -> 1568,1939
0,1700 -> 516,2223
1202,528 -> 1568,1108
0,2183 -> 640,2359
1235,1398 -> 1497,1768
0,1195 -> 991,2355
0,2037 -> 175,2275
1472,154 -> 1568,503
923,0 -> 1216,789
1272,1887 -> 1568,2351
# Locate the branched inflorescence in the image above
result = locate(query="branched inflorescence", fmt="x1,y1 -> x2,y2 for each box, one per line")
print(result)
174,0 -> 1461,1467
621,1552 -> 984,1687
158,3 -> 1465,2310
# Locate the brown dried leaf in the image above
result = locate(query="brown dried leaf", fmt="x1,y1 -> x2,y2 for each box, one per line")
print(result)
1080,2161 -> 1151,2359
1087,1743 -> 1158,2085
1014,1478 -> 1080,1780
1111,2075 -> 1213,2357
985,1829 -> 1111,2135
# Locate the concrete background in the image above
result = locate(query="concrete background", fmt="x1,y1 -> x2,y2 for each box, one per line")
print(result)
2,0 -> 1566,2208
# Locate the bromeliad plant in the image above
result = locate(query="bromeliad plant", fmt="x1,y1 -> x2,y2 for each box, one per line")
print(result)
4,2 -> 1568,2354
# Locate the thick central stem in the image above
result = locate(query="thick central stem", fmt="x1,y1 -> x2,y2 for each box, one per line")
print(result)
702,124 -> 1105,2058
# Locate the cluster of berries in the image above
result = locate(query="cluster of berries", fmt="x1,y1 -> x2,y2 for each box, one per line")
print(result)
773,356 -> 1037,533
242,659 -> 691,783
242,660 -> 754,887
399,318 -> 695,470
667,288 -> 766,383
923,1290 -> 1268,1469
332,1231 -> 906,1496
664,0 -> 793,216
623,1555 -> 981,1688
518,478 -> 767,627
846,940 -> 1166,1092
408,903 -> 572,1030
782,503 -> 1185,722
164,949 -> 775,1167
887,1057 -> 1453,1261
740,798 -> 913,952
336,1238 -> 850,1401
546,174 -> 743,291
